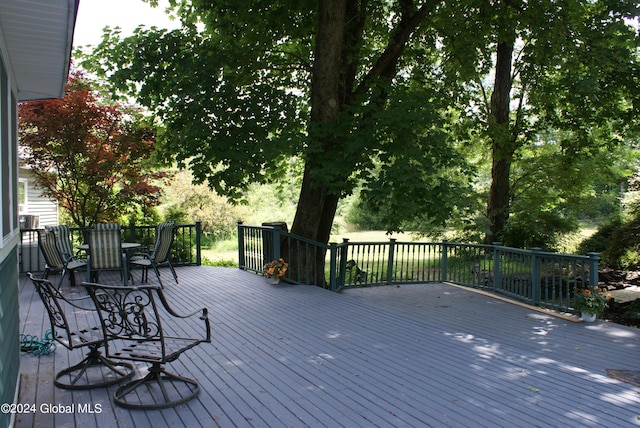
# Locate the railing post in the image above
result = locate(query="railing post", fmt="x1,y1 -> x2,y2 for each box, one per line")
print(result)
441,240 -> 448,282
492,242 -> 501,292
272,225 -> 281,259
588,252 -> 600,289
338,238 -> 349,289
237,221 -> 245,270
195,221 -> 202,266
128,221 -> 136,243
329,242 -> 338,291
530,247 -> 542,304
387,238 -> 396,284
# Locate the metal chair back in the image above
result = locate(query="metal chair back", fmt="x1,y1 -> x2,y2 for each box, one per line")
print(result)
27,273 -> 133,389
83,281 -> 210,409
29,273 -> 96,351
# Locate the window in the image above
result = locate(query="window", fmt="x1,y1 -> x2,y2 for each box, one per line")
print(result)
18,179 -> 26,214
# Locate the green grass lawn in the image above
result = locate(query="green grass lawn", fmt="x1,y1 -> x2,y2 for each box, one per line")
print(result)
329,230 -> 432,243
201,239 -> 238,266
200,224 -> 597,266
201,230 -> 432,266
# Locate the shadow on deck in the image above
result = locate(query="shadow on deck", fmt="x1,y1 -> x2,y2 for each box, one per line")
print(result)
16,266 -> 640,427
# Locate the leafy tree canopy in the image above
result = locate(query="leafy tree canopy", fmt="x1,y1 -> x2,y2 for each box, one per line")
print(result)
83,0 -> 640,249
18,68 -> 169,227
83,0 -> 473,243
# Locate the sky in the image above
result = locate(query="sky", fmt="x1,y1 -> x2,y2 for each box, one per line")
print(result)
73,0 -> 179,48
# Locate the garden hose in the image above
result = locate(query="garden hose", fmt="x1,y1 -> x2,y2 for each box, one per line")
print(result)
19,330 -> 56,356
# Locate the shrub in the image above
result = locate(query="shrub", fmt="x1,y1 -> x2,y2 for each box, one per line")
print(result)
580,215 -> 640,269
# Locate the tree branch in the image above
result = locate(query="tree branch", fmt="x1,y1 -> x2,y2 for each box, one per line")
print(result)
355,0 -> 441,97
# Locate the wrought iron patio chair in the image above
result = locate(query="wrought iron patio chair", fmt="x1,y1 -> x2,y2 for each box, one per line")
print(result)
130,222 -> 178,288
83,281 -> 211,409
87,223 -> 129,285
37,229 -> 86,289
27,273 -> 134,390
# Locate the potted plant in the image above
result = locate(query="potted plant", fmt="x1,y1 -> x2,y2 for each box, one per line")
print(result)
263,258 -> 288,284
573,288 -> 609,322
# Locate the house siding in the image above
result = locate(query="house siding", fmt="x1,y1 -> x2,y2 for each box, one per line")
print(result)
0,2 -> 77,426
0,250 -> 19,428
0,51 -> 19,428
20,168 -> 58,227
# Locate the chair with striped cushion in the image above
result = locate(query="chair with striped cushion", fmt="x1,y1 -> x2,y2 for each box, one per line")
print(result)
130,222 -> 178,288
45,225 -> 78,263
38,229 -> 86,289
87,223 -> 128,285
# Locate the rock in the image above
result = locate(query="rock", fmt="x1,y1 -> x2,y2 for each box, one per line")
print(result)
608,286 -> 640,304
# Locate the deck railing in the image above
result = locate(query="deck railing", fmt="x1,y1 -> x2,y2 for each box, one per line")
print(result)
19,222 -> 202,274
237,222 -> 600,313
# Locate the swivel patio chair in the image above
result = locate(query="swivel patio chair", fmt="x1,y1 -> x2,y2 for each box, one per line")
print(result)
130,222 -> 178,288
27,273 -> 134,390
87,223 -> 129,285
37,229 -> 86,289
83,281 -> 211,409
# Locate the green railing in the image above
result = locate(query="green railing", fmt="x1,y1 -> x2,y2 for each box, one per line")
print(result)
19,222 -> 202,274
237,223 -> 600,313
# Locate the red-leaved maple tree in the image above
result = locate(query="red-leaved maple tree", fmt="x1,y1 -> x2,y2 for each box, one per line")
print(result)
18,69 -> 168,227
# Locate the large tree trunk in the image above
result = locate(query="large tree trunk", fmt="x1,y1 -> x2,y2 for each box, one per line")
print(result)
289,0 -> 435,285
291,0 -> 345,241
485,39 -> 514,244
291,0 -> 436,244
289,0 -> 346,285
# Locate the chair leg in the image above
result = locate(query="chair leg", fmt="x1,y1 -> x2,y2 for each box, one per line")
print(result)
168,261 -> 178,284
151,264 -> 164,288
114,362 -> 199,410
68,269 -> 77,287
54,346 -> 134,390
41,268 -> 64,290
55,269 -> 66,290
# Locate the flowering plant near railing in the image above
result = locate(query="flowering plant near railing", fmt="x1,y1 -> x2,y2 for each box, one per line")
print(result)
264,258 -> 288,278
573,288 -> 609,316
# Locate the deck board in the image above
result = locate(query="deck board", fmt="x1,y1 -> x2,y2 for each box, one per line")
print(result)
15,266 -> 640,427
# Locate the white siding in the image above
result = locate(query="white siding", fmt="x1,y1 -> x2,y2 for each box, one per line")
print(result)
20,169 -> 58,227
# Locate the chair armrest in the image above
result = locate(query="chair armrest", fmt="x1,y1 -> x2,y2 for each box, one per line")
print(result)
64,254 -> 87,264
51,288 -> 94,310
158,289 -> 208,319
130,252 -> 151,259
156,288 -> 211,342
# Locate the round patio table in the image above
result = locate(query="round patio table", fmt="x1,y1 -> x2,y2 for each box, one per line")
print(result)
77,242 -> 141,252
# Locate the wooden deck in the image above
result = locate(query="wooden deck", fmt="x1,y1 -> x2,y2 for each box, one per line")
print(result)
16,266 -> 640,427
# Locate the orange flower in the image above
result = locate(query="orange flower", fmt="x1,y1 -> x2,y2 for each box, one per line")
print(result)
583,289 -> 591,296
263,258 -> 288,278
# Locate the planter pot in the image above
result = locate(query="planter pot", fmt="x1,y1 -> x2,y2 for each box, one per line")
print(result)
581,312 -> 597,323
266,276 -> 280,285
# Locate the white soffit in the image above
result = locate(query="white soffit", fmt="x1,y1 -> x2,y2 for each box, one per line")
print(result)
0,0 -> 79,101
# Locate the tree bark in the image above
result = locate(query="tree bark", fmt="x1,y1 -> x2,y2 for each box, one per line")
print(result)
485,39 -> 515,244
291,0 -> 345,242
288,0 -> 346,285
289,0 -> 436,285
292,0 -> 438,245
